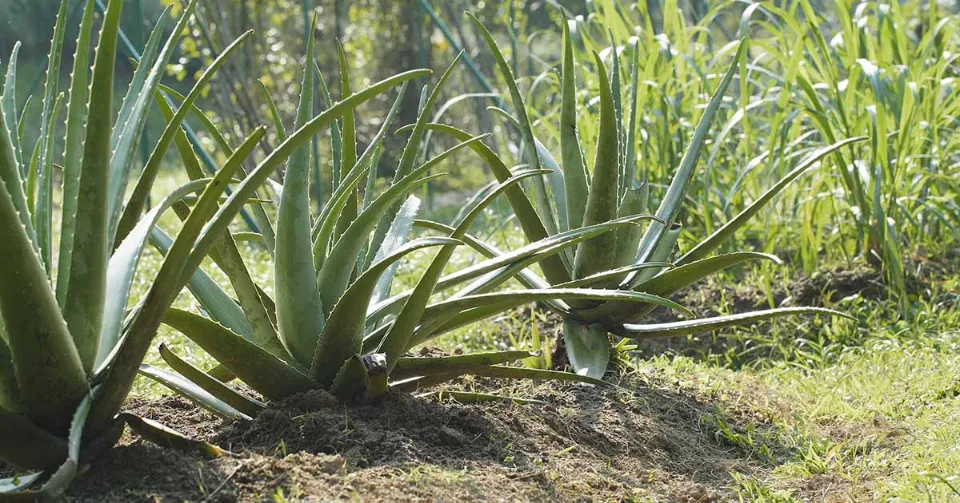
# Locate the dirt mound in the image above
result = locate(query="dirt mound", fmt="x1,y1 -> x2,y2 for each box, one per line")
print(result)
63,374 -> 786,502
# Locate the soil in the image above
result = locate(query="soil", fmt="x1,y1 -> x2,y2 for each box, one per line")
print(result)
54,371 -> 791,502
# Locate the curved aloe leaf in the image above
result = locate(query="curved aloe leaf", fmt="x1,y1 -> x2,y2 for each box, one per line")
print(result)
61,0 -> 123,371
275,22 -> 324,366
560,19 -> 589,231
0,472 -> 42,493
0,48 -> 37,253
333,40 -> 359,241
121,413 -> 227,458
562,319 -> 610,379
315,136 -> 487,316
369,195 -> 420,306
628,39 -> 747,287
158,343 -> 264,418
392,350 -> 535,380
1,43 -> 22,177
138,364 -> 250,421
97,179 -> 210,366
35,0 -> 70,272
574,51 -> 620,282
161,309 -> 317,401
116,28 -> 254,245
617,307 -> 853,338
407,122 -> 570,285
309,237 -> 459,385
55,0 -> 96,306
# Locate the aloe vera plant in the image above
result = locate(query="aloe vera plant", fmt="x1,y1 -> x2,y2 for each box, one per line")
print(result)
0,0 -> 429,495
146,29 -> 694,414
415,14 -> 860,379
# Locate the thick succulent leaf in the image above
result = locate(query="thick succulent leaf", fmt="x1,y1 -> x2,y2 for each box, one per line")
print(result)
158,344 -> 264,417
0,407 -> 67,470
0,334 -> 21,412
392,350 -> 535,380
678,137 -> 867,265
316,62 -> 343,190
121,413 -> 228,458
333,40 -> 359,241
316,137 -> 487,316
116,28 -> 254,245
574,51 -> 621,281
55,0 -> 96,306
97,179 -> 209,366
391,365 -> 608,392
562,319 -> 611,379
614,183 -> 648,268
138,364 -> 251,421
617,308 -> 853,338
275,23 -> 325,367
259,79 -> 287,142
0,49 -> 37,252
369,195 -> 420,306
0,473 -> 43,493
89,128 -> 265,428
328,354 -> 370,401
61,0 -> 124,372
34,0 -> 70,273
468,14 -> 560,237
407,122 -> 570,285
628,39 -> 746,286
622,38 -> 641,198
107,2 -> 198,238
376,170 -> 550,373
560,19 -> 589,231
309,238 -> 459,386
421,288 -> 691,323
0,151 -> 87,432
367,56 -> 462,265
32,388 -> 96,498
1,43 -> 22,175
162,309 -> 317,401
149,227 -> 256,344
555,262 -> 672,288
91,70 -> 428,424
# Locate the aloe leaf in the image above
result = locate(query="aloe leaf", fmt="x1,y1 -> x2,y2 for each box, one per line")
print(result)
313,85 -> 408,272
1,43 -> 22,180
158,84 -> 278,257
259,79 -> 287,142
34,0 -> 69,273
555,262 -> 672,289
159,343 -> 265,417
0,407 -> 67,470
149,227 -> 255,344
333,40 -> 359,241
618,308 -> 853,339
392,350 -> 535,380
367,55 -> 461,266
273,22 -> 326,366
161,309 -> 317,401
94,70 -> 429,422
0,335 -> 21,413
369,195 -> 421,306
562,320 -> 610,379
121,413 -> 228,458
574,51 -> 621,283
116,28 -> 254,245
97,179 -> 210,367
421,288 -> 691,322
628,39 -> 747,286
408,122 -> 570,285
55,0 -> 96,307
60,0 -> 124,371
315,62 -> 343,190
309,237 -> 459,386
31,388 -> 96,499
423,391 -> 546,406
468,14 -> 560,237
0,49 -> 36,251
560,20 -> 589,231
613,182 -> 649,269
316,136 -> 487,316
139,364 -> 251,421
89,127 -> 265,428
327,354 -> 370,401
0,473 -> 42,493
154,97 -> 281,357
631,222 -> 681,286
622,38 -> 641,198
0,151 -> 86,432
107,1 -> 199,240
678,137 -> 867,265
376,170 -> 550,373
